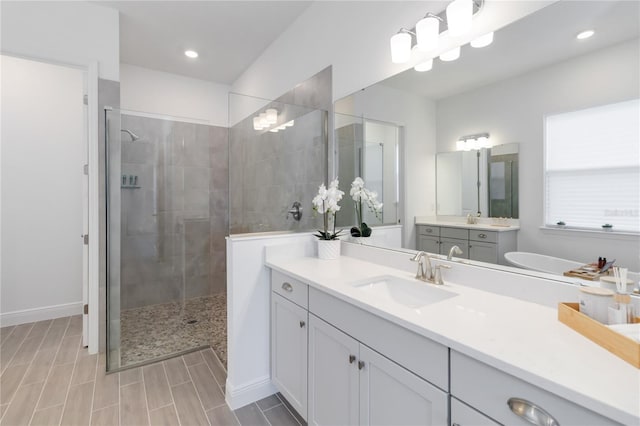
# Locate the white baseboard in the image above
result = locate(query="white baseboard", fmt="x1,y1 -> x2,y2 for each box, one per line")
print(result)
225,375 -> 277,410
0,302 -> 83,327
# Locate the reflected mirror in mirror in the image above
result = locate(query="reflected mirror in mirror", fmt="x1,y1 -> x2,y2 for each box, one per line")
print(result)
335,113 -> 400,229
334,0 -> 639,273
436,144 -> 519,218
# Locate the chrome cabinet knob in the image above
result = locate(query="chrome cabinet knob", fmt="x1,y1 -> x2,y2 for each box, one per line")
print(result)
349,355 -> 356,364
281,282 -> 293,292
358,361 -> 365,370
299,320 -> 305,328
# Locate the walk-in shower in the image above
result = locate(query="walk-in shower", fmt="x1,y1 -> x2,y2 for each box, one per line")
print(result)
105,108 -> 228,371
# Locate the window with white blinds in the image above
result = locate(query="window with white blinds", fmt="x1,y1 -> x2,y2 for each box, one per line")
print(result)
544,99 -> 640,233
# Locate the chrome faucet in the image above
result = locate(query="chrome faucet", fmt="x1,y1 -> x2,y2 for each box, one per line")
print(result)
410,251 -> 433,282
447,245 -> 463,261
411,251 -> 451,285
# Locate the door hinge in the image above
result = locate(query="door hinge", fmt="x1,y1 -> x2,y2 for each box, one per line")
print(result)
83,304 -> 88,315
83,94 -> 88,105
83,234 -> 89,245
83,164 -> 89,175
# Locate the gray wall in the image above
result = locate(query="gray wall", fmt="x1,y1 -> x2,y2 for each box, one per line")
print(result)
120,114 -> 228,309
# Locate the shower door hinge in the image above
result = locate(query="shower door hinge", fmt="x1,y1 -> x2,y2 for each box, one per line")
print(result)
83,94 -> 88,105
83,304 -> 88,315
83,234 -> 89,245
83,164 -> 89,175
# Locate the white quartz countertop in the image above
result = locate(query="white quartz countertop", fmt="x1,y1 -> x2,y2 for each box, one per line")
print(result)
415,219 -> 520,232
266,255 -> 639,424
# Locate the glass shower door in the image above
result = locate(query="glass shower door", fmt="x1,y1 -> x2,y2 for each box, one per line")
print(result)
106,107 -> 218,371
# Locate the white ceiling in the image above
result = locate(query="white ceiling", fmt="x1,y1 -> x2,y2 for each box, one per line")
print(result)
96,1 -> 312,85
380,0 -> 640,100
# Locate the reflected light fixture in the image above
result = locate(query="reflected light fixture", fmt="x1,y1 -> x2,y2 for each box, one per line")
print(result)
265,108 -> 278,124
416,14 -> 441,51
456,133 -> 490,151
440,46 -> 461,62
470,31 -> 494,48
184,50 -> 199,58
414,58 -> 433,72
446,0 -> 473,37
390,30 -> 412,63
576,30 -> 594,40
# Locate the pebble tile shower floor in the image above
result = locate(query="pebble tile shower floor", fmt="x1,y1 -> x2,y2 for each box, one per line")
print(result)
121,294 -> 228,369
0,316 -> 303,425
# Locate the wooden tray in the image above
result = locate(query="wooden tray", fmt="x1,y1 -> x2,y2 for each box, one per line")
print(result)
558,303 -> 640,368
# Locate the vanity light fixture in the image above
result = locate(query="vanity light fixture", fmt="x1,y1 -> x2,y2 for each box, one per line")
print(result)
440,46 -> 461,62
390,30 -> 413,63
576,30 -> 594,40
389,0 -> 484,65
414,58 -> 434,72
252,109 -> 294,133
265,108 -> 278,124
456,133 -> 490,151
184,50 -> 199,58
470,31 -> 494,48
446,0 -> 474,37
416,14 -> 441,51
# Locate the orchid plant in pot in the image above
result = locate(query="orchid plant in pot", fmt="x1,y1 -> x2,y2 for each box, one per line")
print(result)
350,177 -> 383,239
312,178 -> 345,259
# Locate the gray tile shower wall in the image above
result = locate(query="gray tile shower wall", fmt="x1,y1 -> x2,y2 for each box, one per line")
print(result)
120,115 -> 228,309
229,66 -> 332,235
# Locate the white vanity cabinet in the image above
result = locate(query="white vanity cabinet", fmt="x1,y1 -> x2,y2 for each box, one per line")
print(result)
416,224 -> 517,265
450,351 -> 620,426
308,314 -> 448,426
271,271 -> 309,420
417,225 -> 441,255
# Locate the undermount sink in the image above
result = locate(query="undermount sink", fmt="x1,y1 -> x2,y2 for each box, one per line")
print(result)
350,275 -> 458,309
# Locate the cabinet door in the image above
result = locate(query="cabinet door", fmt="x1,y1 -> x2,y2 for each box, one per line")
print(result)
417,235 -> 440,254
308,314 -> 359,426
451,397 -> 500,426
359,345 -> 448,426
440,238 -> 469,259
468,241 -> 498,264
271,293 -> 308,420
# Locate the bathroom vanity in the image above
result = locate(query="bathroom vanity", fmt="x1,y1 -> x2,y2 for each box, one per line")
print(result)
266,243 -> 638,426
416,220 -> 518,265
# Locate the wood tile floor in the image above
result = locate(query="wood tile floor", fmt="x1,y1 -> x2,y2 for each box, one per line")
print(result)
0,316 -> 303,426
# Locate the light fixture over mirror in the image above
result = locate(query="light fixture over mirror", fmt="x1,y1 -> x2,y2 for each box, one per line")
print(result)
416,14 -> 441,51
446,0 -> 474,37
389,0 -> 485,65
456,133 -> 490,151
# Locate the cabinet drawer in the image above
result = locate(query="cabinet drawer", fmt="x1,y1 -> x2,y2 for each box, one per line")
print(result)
441,227 -> 468,240
469,230 -> 497,243
450,351 -> 618,425
417,225 -> 440,237
451,397 -> 499,426
272,270 -> 308,309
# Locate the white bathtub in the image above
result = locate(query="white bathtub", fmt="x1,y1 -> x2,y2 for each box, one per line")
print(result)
504,251 -> 584,275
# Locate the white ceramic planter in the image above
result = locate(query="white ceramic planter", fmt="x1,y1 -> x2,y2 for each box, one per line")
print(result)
317,239 -> 341,260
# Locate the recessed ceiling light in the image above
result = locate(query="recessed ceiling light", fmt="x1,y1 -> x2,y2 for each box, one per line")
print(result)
576,30 -> 594,40
184,50 -> 199,58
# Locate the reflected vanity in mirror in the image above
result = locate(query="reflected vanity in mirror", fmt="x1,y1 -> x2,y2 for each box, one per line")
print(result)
334,0 -> 640,276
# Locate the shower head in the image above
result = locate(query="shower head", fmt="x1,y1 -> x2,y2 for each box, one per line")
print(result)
121,129 -> 141,141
